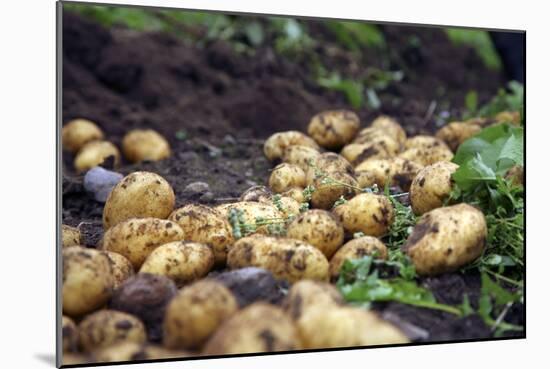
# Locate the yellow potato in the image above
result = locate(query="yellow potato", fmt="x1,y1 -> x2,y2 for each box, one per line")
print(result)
163,280 -> 239,349
103,171 -> 175,229
340,139 -> 397,165
310,171 -> 358,210
281,187 -> 305,203
355,157 -> 423,191
355,170 -> 378,189
353,126 -> 392,145
307,110 -> 360,149
404,135 -> 450,151
410,161 -> 459,215
62,118 -> 104,153
215,201 -> 282,235
398,145 -> 454,166
74,140 -> 121,173
104,251 -> 135,289
370,115 -> 407,145
269,163 -> 307,193
271,195 -> 301,218
92,342 -> 189,362
140,241 -> 215,286
494,110 -> 521,125
329,236 -> 388,281
62,316 -> 78,352
103,218 -> 185,268
333,193 -> 394,237
306,152 -> 354,184
282,145 -> 321,172
435,122 -> 482,151
263,131 -> 320,161
62,224 -> 81,248
239,185 -> 272,202
282,280 -> 343,320
122,129 -> 171,163
388,157 -> 424,191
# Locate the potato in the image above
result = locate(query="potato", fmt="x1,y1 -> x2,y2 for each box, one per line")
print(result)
355,158 -> 423,191
272,195 -> 301,218
403,203 -> 487,275
63,246 -> 114,317
398,145 -> 454,166
227,235 -> 329,282
286,210 -> 344,258
78,310 -> 146,352
370,115 -> 407,146
169,204 -> 234,265
306,152 -> 354,184
329,236 -> 388,281
494,110 -> 521,125
269,163 -> 307,193
404,135 -> 450,151
239,185 -> 272,202
310,171 -> 358,210
203,303 -> 299,354
435,122 -> 482,151
333,193 -> 394,237
505,165 -> 524,187
340,140 -> 397,165
353,126 -> 392,145
122,129 -> 171,163
62,224 -> 81,248
297,305 -> 409,349
282,145 -> 321,172
307,110 -> 360,149
62,316 -> 78,352
103,218 -> 184,268
74,140 -> 121,173
92,342 -> 188,362
355,170 -> 378,189
354,159 -> 392,187
105,251 -> 134,289
103,171 -> 175,229
215,201 -> 282,235
140,241 -> 215,286
62,118 -> 104,153
163,280 -> 239,349
281,187 -> 305,203
410,161 -> 459,215
282,280 -> 343,320
263,131 -> 320,161
388,157 -> 425,191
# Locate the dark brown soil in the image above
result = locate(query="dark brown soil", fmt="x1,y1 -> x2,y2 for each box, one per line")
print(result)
61,11 -> 523,349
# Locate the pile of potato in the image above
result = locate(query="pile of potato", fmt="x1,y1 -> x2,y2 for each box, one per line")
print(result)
61,108 -> 520,364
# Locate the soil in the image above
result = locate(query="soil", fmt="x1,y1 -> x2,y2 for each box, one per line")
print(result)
61,11 -> 523,349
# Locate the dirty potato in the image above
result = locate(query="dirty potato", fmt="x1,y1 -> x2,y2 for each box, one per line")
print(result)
505,165 -> 524,187
310,171 -> 358,210
105,251 -> 135,289
203,303 -> 299,354
329,236 -> 388,281
63,246 -> 114,317
282,280 -> 343,320
355,157 -> 422,191
307,110 -> 360,149
215,201 -> 283,235
354,158 -> 392,187
410,161 -> 459,215
272,195 -> 301,218
281,187 -> 305,203
286,209 -> 344,258
163,280 -> 239,349
403,203 -> 487,275
306,152 -> 354,183
227,235 -> 330,282
140,241 -> 215,286
355,170 -> 378,189
494,110 -> 521,125
239,185 -> 272,202
405,135 -> 450,151
103,218 -> 184,268
103,171 -> 176,229
62,118 -> 104,153
263,131 -> 320,161
62,316 -> 79,352
78,310 -> 147,352
62,224 -> 81,248
74,140 -> 121,173
333,193 -> 394,237
92,342 -> 188,362
398,145 -> 454,166
269,163 -> 307,193
340,139 -> 398,165
282,145 -> 321,172
169,204 -> 234,265
435,122 -> 482,151
370,115 -> 407,146
388,157 -> 425,191
122,129 -> 171,163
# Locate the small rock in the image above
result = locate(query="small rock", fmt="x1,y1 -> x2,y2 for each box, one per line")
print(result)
199,191 -> 215,203
83,167 -> 124,203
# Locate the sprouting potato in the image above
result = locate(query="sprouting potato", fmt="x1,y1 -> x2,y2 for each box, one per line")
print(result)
310,171 -> 358,210
103,218 -> 185,268
306,152 -> 354,185
78,310 -> 147,352
239,185 -> 272,202
263,131 -> 320,161
435,122 -> 482,151
329,236 -> 388,281
410,161 -> 459,215
282,280 -> 343,320
63,246 -> 114,317
282,145 -> 321,172
370,115 -> 407,146
403,203 -> 487,275
340,139 -> 397,165
494,110 -> 521,125
163,280 -> 239,349
405,135 -> 450,151
398,145 -> 454,166
104,251 -> 135,289
333,193 -> 394,237
269,163 -> 307,193
215,201 -> 283,235
202,303 -> 299,355
92,342 -> 189,362
139,241 -> 215,286
227,235 -> 330,282
74,140 -> 121,173
281,187 -> 305,203
168,204 -> 234,266
286,209 -> 344,258
122,129 -> 171,163
62,316 -> 79,352
62,118 -> 104,153
62,224 -> 81,248
103,171 -> 176,229
307,110 -> 360,149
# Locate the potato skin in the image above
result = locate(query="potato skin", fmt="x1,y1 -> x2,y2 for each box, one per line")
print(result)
169,204 -> 234,266
62,316 -> 79,352
263,131 -> 320,161
239,185 -> 272,202
203,303 -> 299,354
405,135 -> 450,151
62,224 -> 81,248
307,110 -> 360,149
355,157 -> 423,191
103,218 -> 185,268
282,280 -> 343,320
103,171 -> 175,229
63,246 -> 114,317
494,110 -> 521,125
122,129 -> 171,163
403,203 -> 487,275
272,195 -> 301,218
282,145 -> 321,172
78,310 -> 147,352
398,145 -> 454,166
310,171 -> 358,210
355,170 -> 378,189
286,210 -> 344,258
370,115 -> 407,146
281,187 -> 305,203
74,140 -> 121,173
269,163 -> 307,193
92,342 -> 188,362
105,251 -> 135,289
306,152 -> 354,185
340,139 -> 397,165
163,280 -> 239,349
329,236 -> 388,281
435,122 -> 482,151
410,161 -> 459,215
227,235 -> 330,282
215,201 -> 282,235
333,193 -> 394,237
62,118 -> 104,153
140,241 -> 215,286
